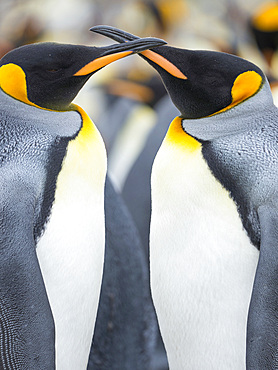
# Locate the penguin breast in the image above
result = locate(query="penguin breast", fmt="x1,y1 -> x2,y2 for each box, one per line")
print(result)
36,107 -> 107,369
150,120 -> 259,369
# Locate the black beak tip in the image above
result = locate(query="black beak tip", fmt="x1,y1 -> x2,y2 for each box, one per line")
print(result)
90,25 -> 113,32
89,25 -> 167,46
143,37 -> 167,46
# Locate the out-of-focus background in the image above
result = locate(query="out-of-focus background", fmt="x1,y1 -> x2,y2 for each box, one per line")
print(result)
1,1 -> 278,369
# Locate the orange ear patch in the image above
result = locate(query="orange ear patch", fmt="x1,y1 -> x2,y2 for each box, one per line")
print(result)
0,63 -> 37,106
211,70 -> 263,116
231,70 -> 263,105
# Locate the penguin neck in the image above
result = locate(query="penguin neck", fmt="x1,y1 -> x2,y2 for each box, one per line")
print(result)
0,87 -> 82,137
181,81 -> 277,142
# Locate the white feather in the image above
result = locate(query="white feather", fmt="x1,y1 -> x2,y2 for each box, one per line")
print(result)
37,119 -> 106,370
150,140 -> 259,370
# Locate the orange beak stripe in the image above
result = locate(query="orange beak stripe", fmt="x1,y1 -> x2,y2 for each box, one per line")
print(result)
74,50 -> 133,76
141,50 -> 187,80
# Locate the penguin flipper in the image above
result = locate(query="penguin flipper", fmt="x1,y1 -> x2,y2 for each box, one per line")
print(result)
246,204 -> 278,369
0,178 -> 55,369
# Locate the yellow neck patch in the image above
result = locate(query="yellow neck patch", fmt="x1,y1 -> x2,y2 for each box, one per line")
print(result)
211,70 -> 262,116
55,103 -> 107,194
71,104 -> 100,147
165,116 -> 201,152
252,2 -> 278,32
0,63 -> 41,107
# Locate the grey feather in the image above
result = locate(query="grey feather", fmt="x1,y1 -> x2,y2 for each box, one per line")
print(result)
247,204 -> 278,369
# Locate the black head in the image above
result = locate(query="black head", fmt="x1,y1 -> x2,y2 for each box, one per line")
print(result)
138,46 -> 266,118
91,26 -> 266,119
0,36 -> 166,111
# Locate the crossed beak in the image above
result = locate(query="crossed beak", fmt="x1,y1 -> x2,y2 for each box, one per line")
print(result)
90,25 -> 187,80
74,34 -> 167,76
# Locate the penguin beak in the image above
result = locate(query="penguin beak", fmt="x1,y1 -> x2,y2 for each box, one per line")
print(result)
90,25 -> 187,80
74,35 -> 167,76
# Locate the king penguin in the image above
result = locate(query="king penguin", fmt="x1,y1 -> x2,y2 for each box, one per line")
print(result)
92,26 -> 278,370
0,35 -> 166,369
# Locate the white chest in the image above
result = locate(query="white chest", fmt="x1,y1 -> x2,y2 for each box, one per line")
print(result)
150,141 -> 259,370
36,117 -> 106,370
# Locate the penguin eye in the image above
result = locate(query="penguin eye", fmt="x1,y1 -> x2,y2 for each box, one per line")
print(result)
46,68 -> 61,73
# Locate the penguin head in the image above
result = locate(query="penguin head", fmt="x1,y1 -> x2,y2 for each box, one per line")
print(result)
0,36 -> 166,111
91,26 -> 266,119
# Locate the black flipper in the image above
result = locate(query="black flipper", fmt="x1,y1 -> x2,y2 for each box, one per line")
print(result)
0,177 -> 55,369
247,204 -> 278,369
